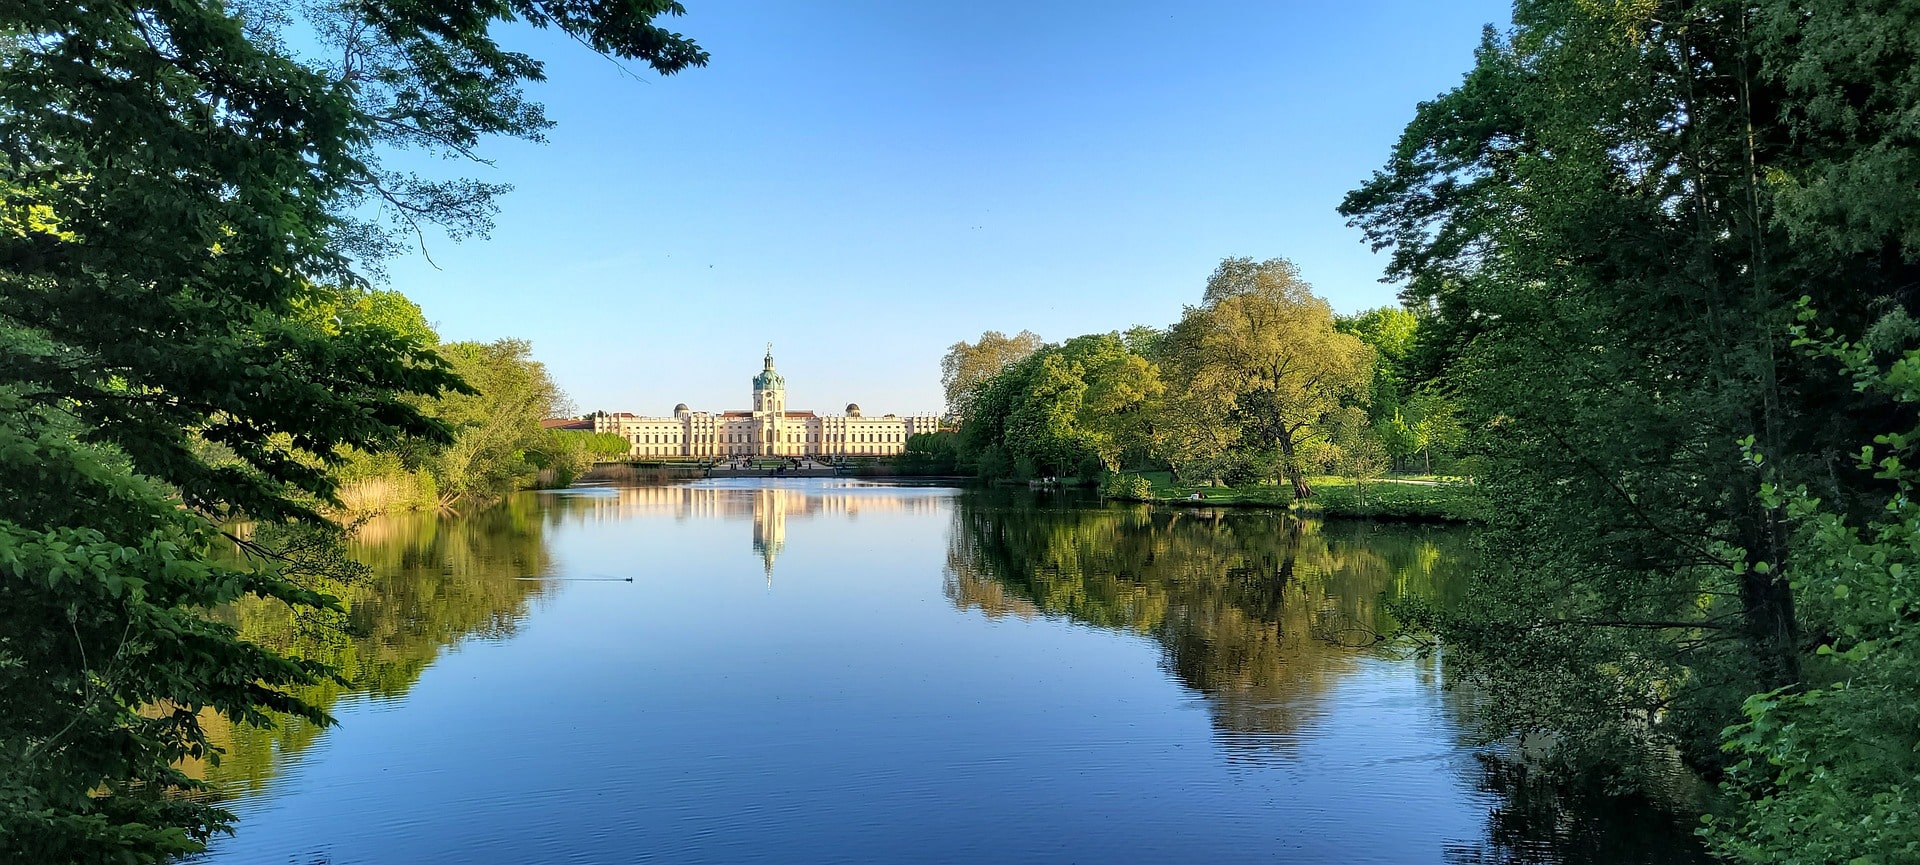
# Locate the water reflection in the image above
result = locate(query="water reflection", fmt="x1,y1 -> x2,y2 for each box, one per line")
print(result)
1437,758 -> 1713,865
944,490 -> 1709,864
945,491 -> 1465,762
540,480 -> 947,581
188,482 -> 1709,864
188,497 -> 552,796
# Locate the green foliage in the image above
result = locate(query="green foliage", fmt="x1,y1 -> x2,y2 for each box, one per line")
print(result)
577,431 -> 637,459
1338,306 -> 1462,475
940,330 -> 1044,423
956,258 -> 1389,494
1336,306 -> 1418,416
423,340 -> 568,509
0,0 -> 704,859
335,447 -> 442,513
1161,257 -> 1374,498
1099,472 -> 1155,501
1707,318 -> 1920,865
1339,2 -> 1920,851
897,431 -> 963,475
296,288 -> 441,349
335,343 -> 583,510
961,333 -> 1161,480
1311,406 -> 1389,492
1303,480 -> 1481,523
522,430 -> 632,488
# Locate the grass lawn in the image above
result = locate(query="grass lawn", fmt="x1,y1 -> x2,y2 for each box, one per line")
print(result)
1113,471 -> 1482,522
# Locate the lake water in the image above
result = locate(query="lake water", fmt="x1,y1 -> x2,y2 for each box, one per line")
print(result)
189,479 -> 1708,864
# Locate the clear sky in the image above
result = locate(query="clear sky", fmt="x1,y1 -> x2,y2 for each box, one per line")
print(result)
380,0 -> 1512,417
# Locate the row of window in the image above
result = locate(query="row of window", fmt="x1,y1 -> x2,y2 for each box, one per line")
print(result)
631,444 -> 902,453
628,431 -> 914,445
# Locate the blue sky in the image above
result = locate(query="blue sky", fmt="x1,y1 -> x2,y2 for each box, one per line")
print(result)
381,1 -> 1511,416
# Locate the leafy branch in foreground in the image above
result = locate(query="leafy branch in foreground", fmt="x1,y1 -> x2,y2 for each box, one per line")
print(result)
1707,308 -> 1920,865
0,0 -> 704,860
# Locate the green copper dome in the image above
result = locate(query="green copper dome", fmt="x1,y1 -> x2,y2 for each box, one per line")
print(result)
753,351 -> 784,391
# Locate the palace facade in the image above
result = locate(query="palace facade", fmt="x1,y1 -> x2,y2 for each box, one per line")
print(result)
592,351 -> 939,458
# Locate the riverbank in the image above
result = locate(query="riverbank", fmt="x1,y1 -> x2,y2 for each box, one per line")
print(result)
1104,471 -> 1483,522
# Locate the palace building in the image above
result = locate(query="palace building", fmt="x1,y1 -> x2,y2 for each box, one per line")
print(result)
592,350 -> 939,458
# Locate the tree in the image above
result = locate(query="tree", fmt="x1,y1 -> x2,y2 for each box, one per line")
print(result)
0,0 -> 705,859
1338,305 -> 1464,473
1162,257 -> 1372,498
1316,405 -> 1389,507
941,330 -> 1043,423
1148,380 -> 1238,485
1340,0 -> 1920,817
577,431 -> 638,460
1070,336 -> 1163,472
425,339 -> 567,509
1402,391 -> 1463,475
897,431 -> 962,475
1121,324 -> 1166,359
1335,305 -> 1418,423
959,333 -> 1161,480
1709,317 -> 1920,864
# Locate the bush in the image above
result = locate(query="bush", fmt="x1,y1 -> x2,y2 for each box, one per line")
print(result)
1100,473 -> 1155,501
1220,455 -> 1266,487
1305,481 -> 1480,522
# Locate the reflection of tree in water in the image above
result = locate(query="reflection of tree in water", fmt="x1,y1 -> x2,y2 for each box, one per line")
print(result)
946,491 -> 1710,864
186,495 -> 552,794
944,491 -> 1467,760
1441,758 -> 1713,865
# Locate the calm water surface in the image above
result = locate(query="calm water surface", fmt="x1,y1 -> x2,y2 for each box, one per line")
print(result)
191,479 -> 1707,864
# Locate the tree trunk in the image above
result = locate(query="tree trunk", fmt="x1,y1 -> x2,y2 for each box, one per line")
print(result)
1739,565 -> 1800,687
1277,434 -> 1312,499
1276,517 -> 1300,584
1738,491 -> 1802,688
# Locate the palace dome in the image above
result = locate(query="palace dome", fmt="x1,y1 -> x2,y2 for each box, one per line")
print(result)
845,403 -> 862,417
673,403 -> 689,414
753,351 -> 784,391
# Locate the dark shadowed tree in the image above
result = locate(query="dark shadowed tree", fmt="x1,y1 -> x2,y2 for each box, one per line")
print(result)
0,1 -> 704,860
1342,1 -> 1920,859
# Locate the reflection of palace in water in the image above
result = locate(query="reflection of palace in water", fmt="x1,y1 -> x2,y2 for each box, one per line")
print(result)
560,483 -> 945,580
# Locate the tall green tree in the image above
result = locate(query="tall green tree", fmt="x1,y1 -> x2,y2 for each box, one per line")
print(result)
426,339 -> 568,509
0,0 -> 704,859
941,330 -> 1044,424
1335,305 -> 1417,423
1336,305 -> 1463,473
1162,257 -> 1372,498
1341,0 -> 1919,839
961,333 -> 1161,479
1711,318 -> 1920,865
